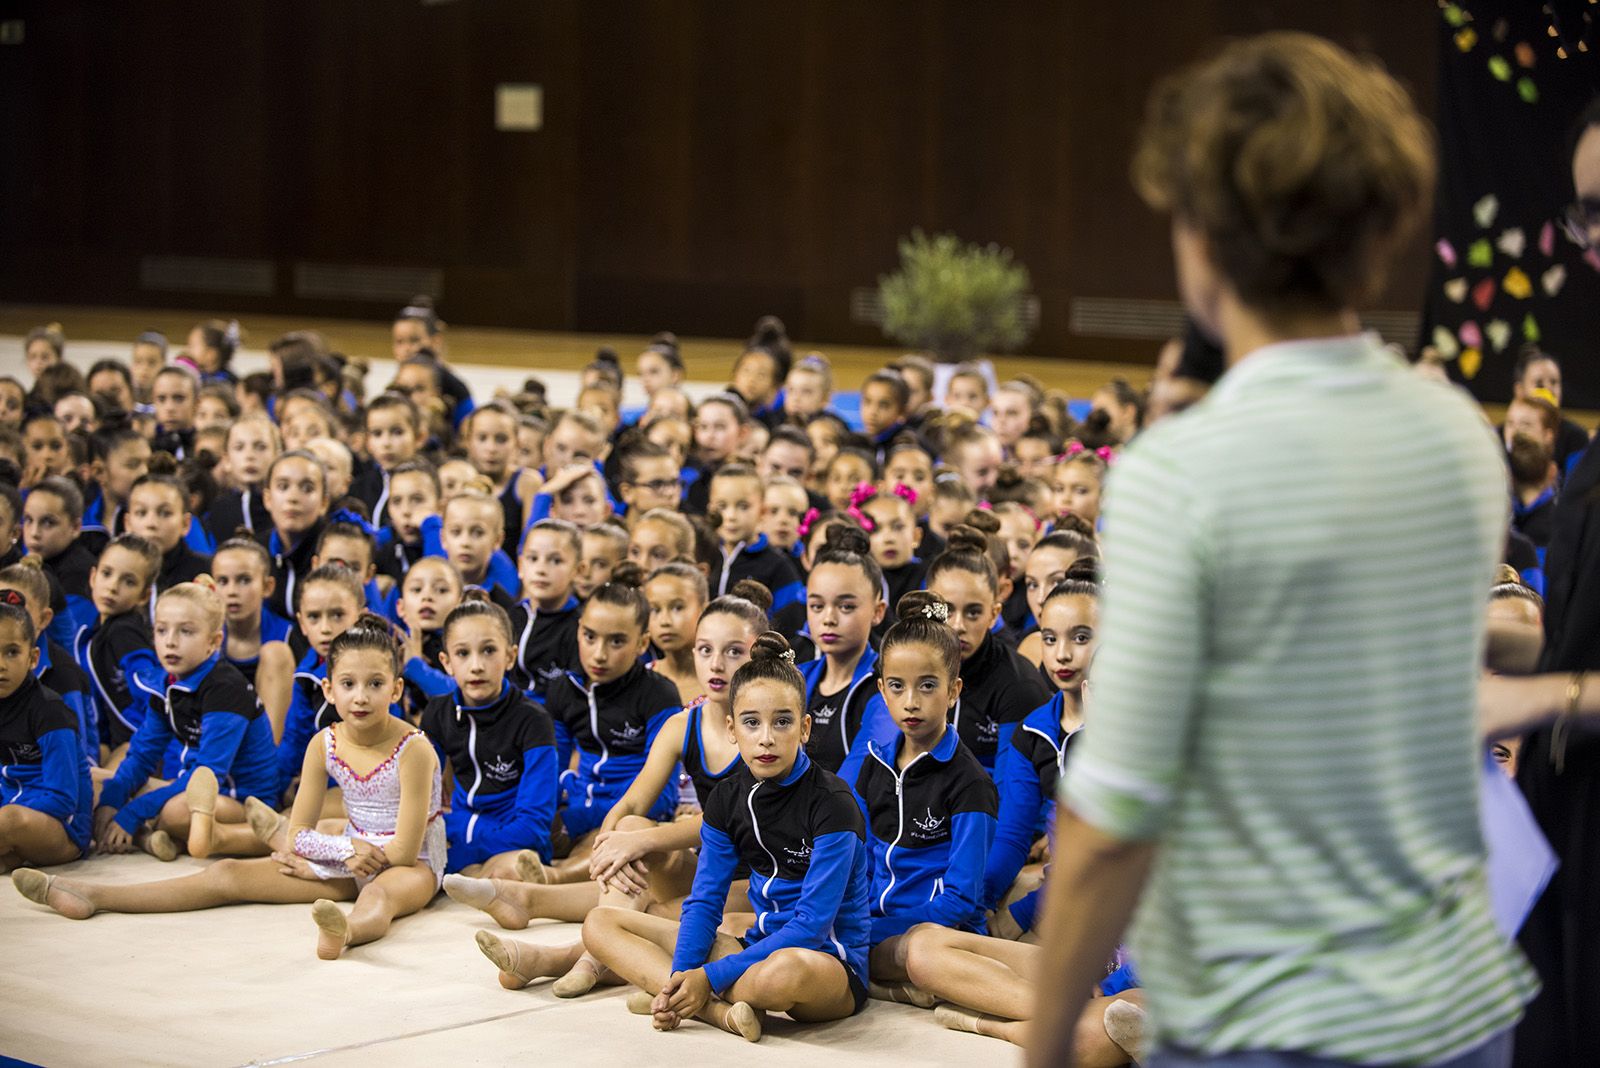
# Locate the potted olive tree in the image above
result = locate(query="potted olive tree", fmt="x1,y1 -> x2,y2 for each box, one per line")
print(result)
877,230 -> 1036,401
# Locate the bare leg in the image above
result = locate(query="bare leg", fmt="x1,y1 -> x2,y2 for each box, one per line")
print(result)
311,864 -> 438,960
442,874 -> 601,927
182,769 -> 265,858
934,993 -> 1143,1065
13,858 -> 356,918
550,878 -> 644,997
868,930 -> 936,1006
460,850 -> 525,881
545,832 -> 597,883
582,906 -> 762,1040
254,642 -> 294,744
0,804 -> 81,869
903,924 -> 1037,1018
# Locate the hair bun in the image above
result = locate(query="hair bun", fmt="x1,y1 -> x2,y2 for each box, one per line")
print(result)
594,346 -> 620,369
945,524 -> 990,556
608,560 -> 646,591
146,451 -> 179,476
1062,558 -> 1101,585
896,589 -> 952,622
350,611 -> 397,637
1492,563 -> 1522,587
1053,513 -> 1095,539
751,316 -> 788,347
191,574 -> 218,593
749,630 -> 793,663
728,578 -> 774,614
1081,409 -> 1112,433
460,587 -> 492,605
16,555 -> 43,574
822,523 -> 871,556
962,510 -> 1001,536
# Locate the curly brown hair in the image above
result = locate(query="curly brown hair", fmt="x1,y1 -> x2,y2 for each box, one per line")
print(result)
1132,32 -> 1434,311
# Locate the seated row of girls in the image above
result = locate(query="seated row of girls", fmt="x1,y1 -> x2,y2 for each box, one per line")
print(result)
448,577 -> 774,997
14,614 -> 448,961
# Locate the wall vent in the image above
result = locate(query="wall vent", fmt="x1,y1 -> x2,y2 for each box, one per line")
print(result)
139,255 -> 275,296
1070,296 -> 1418,347
293,263 -> 442,303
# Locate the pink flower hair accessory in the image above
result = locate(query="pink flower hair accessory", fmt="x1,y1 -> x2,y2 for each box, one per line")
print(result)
890,482 -> 918,507
796,507 -> 821,540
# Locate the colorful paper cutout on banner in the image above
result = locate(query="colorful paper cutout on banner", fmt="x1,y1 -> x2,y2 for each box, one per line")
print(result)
1473,277 -> 1498,310
1524,314 -> 1541,344
1445,277 -> 1469,303
1433,325 -> 1461,358
1498,228 -> 1526,258
1460,321 -> 1483,349
1490,55 -> 1514,81
1470,239 -> 1495,268
1540,220 -> 1556,257
1586,248 -> 1600,272
1460,348 -> 1483,379
1443,3 -> 1467,28
1519,77 -> 1539,103
1542,264 -> 1567,296
1474,195 -> 1500,229
1504,266 -> 1533,299
1458,27 -> 1480,51
1517,41 -> 1536,66
1487,319 -> 1513,352
1438,239 -> 1459,267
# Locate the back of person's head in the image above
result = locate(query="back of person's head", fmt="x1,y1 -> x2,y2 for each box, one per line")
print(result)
1132,32 -> 1434,311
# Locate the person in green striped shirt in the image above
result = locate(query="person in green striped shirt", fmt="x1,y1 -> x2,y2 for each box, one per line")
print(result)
1030,33 -> 1537,1068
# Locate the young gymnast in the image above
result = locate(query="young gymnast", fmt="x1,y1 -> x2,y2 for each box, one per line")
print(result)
22,475 -> 97,646
150,367 -> 198,458
396,556 -> 464,714
643,561 -> 709,704
684,393 -> 750,513
202,415 -> 280,542
355,392 -> 426,527
627,508 -> 695,574
261,450 -> 332,619
420,592 -> 556,876
126,460 -> 213,594
546,563 -> 681,848
463,402 -> 541,557
859,371 -> 911,463
634,333 -> 685,398
582,631 -> 872,1042
799,526 -> 893,780
576,522 -> 628,599
431,483 -> 519,603
1016,520 -> 1100,667
614,440 -> 683,526
21,411 -> 73,484
455,584 -> 768,998
1050,447 -> 1108,528
854,590 -> 997,1005
0,559 -> 97,766
925,526 -> 1051,770
0,600 -> 94,869
276,564 -> 390,799
855,483 -> 926,620
15,614 -> 447,962
374,458 -> 441,584
510,518 -> 583,700
983,562 -> 1099,918
79,535 -> 164,755
823,449 -> 877,514
706,464 -> 804,632
759,477 -> 810,555
81,419 -> 153,553
93,578 -> 278,861
211,536 -> 296,739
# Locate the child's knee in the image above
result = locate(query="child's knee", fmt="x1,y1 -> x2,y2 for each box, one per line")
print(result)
615,814 -> 656,832
582,904 -> 628,943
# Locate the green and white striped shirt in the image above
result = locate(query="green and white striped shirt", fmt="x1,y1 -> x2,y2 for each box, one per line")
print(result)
1062,334 -> 1536,1064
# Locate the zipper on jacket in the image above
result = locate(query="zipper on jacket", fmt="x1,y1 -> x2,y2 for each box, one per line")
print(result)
746,780 -> 781,910
587,685 -> 606,805
872,747 -> 931,915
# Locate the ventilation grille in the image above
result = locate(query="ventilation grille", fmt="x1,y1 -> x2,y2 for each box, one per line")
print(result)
139,256 -> 275,296
1070,296 -> 1419,346
849,287 -> 1040,331
292,263 -> 442,303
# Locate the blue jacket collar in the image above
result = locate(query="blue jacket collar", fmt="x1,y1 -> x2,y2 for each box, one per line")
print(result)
1513,485 -> 1556,517
33,635 -> 52,676
774,747 -> 812,787
737,534 -> 771,556
456,678 -> 516,713
170,650 -> 222,692
798,644 -> 879,694
870,720 -> 960,766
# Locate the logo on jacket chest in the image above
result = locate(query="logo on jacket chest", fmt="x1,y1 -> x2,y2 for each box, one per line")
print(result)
812,703 -> 838,726
4,742 -> 41,762
909,806 -> 948,842
783,840 -> 813,861
607,721 -> 643,746
483,755 -> 518,780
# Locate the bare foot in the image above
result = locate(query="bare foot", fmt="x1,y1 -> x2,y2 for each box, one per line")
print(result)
443,874 -> 532,930
141,829 -> 179,862
551,952 -> 620,998
185,766 -> 218,858
513,849 -> 549,884
474,930 -> 567,991
311,899 -> 350,960
869,981 -> 938,1009
12,869 -> 97,920
245,797 -> 287,852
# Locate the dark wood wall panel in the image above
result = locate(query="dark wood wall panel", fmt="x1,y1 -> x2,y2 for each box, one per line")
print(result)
0,1 -> 1436,362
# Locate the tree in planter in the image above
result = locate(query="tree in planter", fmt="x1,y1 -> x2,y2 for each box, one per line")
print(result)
877,230 -> 1035,364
